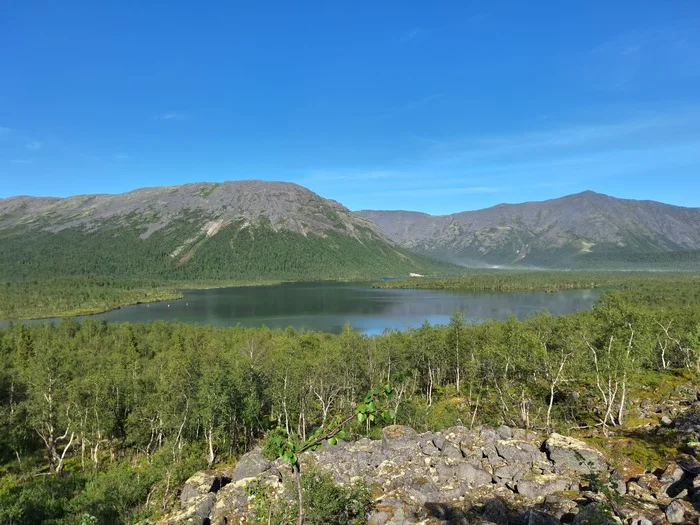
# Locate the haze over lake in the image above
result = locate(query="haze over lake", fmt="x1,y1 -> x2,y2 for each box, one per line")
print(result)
36,282 -> 601,334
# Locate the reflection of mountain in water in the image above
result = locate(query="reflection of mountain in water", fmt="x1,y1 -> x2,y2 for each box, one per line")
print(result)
23,282 -> 600,334
20,283 -> 599,333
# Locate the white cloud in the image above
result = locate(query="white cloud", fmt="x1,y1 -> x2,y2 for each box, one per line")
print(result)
399,28 -> 423,43
155,111 -> 187,121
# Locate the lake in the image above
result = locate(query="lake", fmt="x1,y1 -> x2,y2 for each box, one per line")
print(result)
29,282 -> 601,334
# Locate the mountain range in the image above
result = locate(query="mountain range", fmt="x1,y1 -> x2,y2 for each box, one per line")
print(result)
0,181 -> 456,281
1,183 -> 699,281
358,191 -> 700,269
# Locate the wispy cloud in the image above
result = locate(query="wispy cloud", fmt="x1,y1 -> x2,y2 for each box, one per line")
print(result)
372,186 -> 502,199
585,23 -> 700,89
9,158 -> 32,165
113,153 -> 130,160
155,111 -> 188,121
25,139 -> 41,151
308,106 -> 700,211
303,169 -> 401,182
399,28 -> 423,43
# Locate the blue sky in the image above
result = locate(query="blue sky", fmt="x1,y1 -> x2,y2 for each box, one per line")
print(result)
1,1 -> 699,214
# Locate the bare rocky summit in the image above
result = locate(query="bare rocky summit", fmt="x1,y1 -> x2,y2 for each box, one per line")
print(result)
0,180 -> 385,240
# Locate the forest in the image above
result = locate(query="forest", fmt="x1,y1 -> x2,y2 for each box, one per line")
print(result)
1,274 -> 699,524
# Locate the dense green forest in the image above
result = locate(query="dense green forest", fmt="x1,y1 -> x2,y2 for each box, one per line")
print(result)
376,270 -> 700,296
0,218 -> 458,283
1,278 -> 699,523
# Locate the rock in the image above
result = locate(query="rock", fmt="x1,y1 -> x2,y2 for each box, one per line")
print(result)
369,497 -> 416,525
424,502 -> 468,524
516,475 -> 570,499
522,509 -> 560,525
482,498 -> 508,524
664,499 -> 687,523
230,449 -> 272,482
432,433 -> 446,451
658,463 -> 684,483
493,463 -> 526,484
455,463 -> 492,487
497,425 -> 513,440
179,470 -> 231,505
627,518 -> 653,525
381,425 -> 419,454
545,433 -> 607,473
442,441 -> 464,461
495,439 -> 546,467
209,483 -> 255,525
660,415 -> 673,427
165,493 -> 216,525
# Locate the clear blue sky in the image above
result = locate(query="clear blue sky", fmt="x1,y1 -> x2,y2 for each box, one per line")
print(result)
1,1 -> 699,214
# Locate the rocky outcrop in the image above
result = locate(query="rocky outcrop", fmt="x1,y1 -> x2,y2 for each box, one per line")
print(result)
160,425 -> 700,525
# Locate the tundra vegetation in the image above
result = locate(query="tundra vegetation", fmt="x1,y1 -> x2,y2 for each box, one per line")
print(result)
0,273 -> 699,523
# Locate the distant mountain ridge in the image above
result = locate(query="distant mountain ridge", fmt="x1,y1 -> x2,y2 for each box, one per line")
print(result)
357,191 -> 700,269
0,181 -> 457,281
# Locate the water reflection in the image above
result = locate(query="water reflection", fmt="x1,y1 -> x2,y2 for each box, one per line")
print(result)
15,282 -> 601,334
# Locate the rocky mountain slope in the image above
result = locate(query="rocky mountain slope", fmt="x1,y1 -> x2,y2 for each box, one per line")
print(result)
0,181 -> 457,281
358,192 -> 700,269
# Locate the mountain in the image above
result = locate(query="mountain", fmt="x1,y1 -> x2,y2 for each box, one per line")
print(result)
357,191 -> 700,269
0,181 -> 457,281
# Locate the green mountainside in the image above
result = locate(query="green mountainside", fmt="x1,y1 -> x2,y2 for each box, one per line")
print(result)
358,191 -> 700,269
0,181 -> 457,283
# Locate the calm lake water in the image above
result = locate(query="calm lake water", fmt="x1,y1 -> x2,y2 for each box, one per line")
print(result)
27,282 -> 601,334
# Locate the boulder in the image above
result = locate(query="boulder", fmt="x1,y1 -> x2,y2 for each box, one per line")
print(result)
381,425 -> 419,454
664,499 -> 688,523
454,463 -> 492,487
545,433 -> 607,473
516,475 -> 570,499
230,448 -> 272,482
481,498 -> 508,524
522,509 -> 560,525
164,493 -> 216,525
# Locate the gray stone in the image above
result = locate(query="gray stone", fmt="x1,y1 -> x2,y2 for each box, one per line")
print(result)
381,425 -> 419,454
660,415 -> 673,427
495,439 -> 545,466
168,493 -> 216,525
497,425 -> 513,440
230,449 -> 272,482
522,509 -> 560,525
627,518 -> 653,525
455,463 -> 492,487
664,500 -> 686,523
516,476 -> 569,499
442,441 -> 464,461
432,433 -> 446,451
180,471 -> 231,505
545,433 -> 607,473
482,498 -> 508,524
493,463 -> 526,484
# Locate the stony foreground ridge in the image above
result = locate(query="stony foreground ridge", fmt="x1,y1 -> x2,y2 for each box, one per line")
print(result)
160,407 -> 700,525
